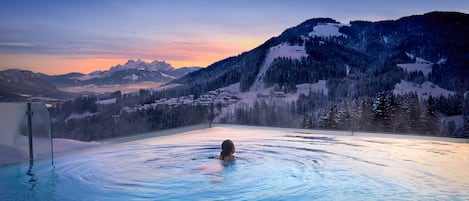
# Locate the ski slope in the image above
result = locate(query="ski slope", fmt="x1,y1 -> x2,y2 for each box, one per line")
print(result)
251,43 -> 308,91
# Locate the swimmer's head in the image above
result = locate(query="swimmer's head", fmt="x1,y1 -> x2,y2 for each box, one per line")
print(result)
220,139 -> 235,159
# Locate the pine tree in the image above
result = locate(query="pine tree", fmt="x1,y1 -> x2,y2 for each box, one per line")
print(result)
373,92 -> 391,131
301,112 -> 314,129
320,106 -> 337,129
422,96 -> 439,135
301,113 -> 309,128
408,93 -> 422,134
336,101 -> 352,130
463,94 -> 469,137
390,95 -> 406,133
358,99 -> 374,131
349,99 -> 361,131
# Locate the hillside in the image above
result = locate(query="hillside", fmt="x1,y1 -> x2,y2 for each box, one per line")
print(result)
172,12 -> 469,97
0,69 -> 73,101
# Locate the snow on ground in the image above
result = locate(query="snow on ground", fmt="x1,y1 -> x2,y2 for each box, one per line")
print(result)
75,73 -> 102,81
0,136 -> 100,165
52,138 -> 100,152
223,81 -> 327,104
123,73 -> 139,81
415,57 -> 431,64
405,52 -> 415,60
216,81 -> 328,121
152,83 -> 183,92
437,58 -> 447,65
220,82 -> 241,93
160,72 -> 177,79
296,80 -> 328,95
66,111 -> 99,121
96,98 -> 116,105
27,96 -> 60,101
60,82 -> 163,94
393,80 -> 454,98
382,36 -> 389,44
251,43 -> 308,91
308,23 -> 346,38
397,63 -> 433,76
399,53 -> 434,76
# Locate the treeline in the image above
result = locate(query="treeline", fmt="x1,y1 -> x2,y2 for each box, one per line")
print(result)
221,101 -> 298,128
49,90 -> 212,141
307,92 -> 469,137
313,93 -> 439,135
221,91 -> 469,138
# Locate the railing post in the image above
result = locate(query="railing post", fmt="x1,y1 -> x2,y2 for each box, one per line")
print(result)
27,103 -> 34,161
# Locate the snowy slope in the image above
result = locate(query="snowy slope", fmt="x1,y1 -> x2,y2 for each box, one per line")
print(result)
308,23 -> 346,38
296,80 -> 328,95
160,72 -> 177,79
66,111 -> 99,121
397,63 -> 433,76
96,98 -> 117,105
216,81 -> 328,121
123,74 -> 139,81
251,43 -> 308,91
393,80 -> 454,98
398,53 -> 433,76
76,72 -> 103,81
394,53 -> 453,98
152,83 -> 183,92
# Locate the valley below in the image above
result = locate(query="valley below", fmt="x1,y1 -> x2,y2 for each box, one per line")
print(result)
59,81 -> 164,94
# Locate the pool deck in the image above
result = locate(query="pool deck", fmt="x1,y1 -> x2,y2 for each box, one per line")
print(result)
212,124 -> 469,143
102,123 -> 469,144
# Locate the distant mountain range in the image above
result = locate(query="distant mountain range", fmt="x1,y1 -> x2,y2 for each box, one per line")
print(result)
38,59 -> 201,87
0,60 -> 201,101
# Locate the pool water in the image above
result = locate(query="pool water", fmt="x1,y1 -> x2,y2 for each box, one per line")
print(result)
1,125 -> 469,200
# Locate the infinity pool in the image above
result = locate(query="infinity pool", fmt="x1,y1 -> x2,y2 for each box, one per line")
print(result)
1,125 -> 468,200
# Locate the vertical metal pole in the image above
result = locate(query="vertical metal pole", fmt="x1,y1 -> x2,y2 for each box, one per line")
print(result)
50,113 -> 54,166
27,103 -> 33,161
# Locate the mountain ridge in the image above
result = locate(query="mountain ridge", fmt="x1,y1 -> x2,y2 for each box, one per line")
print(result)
171,11 -> 469,97
0,60 -> 201,100
37,59 -> 201,87
0,69 -> 74,101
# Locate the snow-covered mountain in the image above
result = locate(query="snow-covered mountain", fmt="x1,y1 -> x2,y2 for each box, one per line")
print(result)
165,11 -> 469,136
173,12 -> 469,98
108,59 -> 173,73
39,60 -> 201,87
0,60 -> 201,100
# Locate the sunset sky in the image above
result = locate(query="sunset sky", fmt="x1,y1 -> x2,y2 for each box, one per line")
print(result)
1,0 -> 468,75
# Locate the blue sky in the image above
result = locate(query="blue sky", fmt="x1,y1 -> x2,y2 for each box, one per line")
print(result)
1,0 -> 468,74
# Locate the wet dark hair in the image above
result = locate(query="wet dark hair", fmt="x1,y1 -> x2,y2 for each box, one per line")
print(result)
220,139 -> 235,160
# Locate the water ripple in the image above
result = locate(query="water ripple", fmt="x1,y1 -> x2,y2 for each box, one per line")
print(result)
1,132 -> 468,200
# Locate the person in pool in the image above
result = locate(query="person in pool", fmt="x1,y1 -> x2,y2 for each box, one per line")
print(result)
219,139 -> 235,161
200,139 -> 235,173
